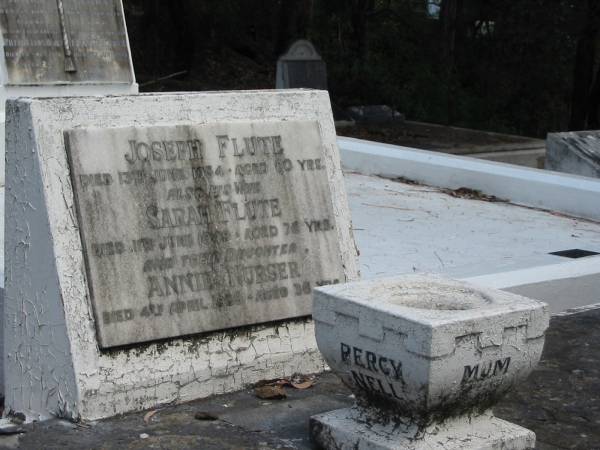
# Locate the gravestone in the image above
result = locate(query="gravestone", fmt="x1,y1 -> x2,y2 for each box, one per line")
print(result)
310,275 -> 549,449
276,40 -> 327,90
546,131 -> 600,178
4,90 -> 359,420
0,0 -> 138,184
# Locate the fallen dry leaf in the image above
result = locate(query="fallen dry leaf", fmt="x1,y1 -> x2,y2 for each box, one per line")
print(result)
143,410 -> 158,424
290,380 -> 314,390
290,373 -> 316,387
254,385 -> 287,400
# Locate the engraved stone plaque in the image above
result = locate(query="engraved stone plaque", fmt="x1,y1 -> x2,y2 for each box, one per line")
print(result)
0,0 -> 133,85
66,122 -> 345,348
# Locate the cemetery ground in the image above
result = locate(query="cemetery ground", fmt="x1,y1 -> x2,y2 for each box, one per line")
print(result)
2,2 -> 598,448
2,170 -> 600,448
4,303 -> 600,450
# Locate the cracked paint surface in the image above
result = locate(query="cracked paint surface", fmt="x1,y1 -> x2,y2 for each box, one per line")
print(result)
4,91 -> 359,421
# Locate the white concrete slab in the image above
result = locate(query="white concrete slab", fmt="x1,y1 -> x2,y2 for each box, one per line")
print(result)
345,172 -> 600,280
339,136 -> 600,221
464,256 -> 600,288
502,274 -> 600,314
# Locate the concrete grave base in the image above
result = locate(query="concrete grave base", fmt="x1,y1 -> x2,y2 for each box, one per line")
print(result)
310,407 -> 535,450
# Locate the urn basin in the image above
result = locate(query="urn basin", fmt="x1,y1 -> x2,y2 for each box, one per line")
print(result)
313,274 -> 549,424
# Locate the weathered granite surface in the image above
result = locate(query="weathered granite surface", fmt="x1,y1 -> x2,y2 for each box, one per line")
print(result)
546,131 -> 600,178
4,308 -> 599,449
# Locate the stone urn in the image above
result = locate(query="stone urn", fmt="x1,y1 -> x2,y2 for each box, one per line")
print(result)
310,274 -> 549,450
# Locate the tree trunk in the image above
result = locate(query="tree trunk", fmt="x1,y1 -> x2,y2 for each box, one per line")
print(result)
275,0 -> 311,57
569,0 -> 600,130
440,0 -> 459,66
168,0 -> 194,72
350,0 -> 373,71
586,60 -> 600,128
439,0 -> 462,124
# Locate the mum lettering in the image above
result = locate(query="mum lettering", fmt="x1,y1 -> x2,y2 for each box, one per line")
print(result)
462,357 -> 511,383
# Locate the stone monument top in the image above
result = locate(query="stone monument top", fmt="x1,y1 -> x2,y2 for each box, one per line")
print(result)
0,0 -> 135,86
0,0 -> 138,187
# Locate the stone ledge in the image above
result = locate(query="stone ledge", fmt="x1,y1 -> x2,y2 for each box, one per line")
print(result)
310,407 -> 535,450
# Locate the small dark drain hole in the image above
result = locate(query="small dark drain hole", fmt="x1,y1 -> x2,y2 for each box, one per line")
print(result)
549,249 -> 600,259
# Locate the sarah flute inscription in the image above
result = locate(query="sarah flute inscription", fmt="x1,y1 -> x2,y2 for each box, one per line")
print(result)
74,128 -> 340,332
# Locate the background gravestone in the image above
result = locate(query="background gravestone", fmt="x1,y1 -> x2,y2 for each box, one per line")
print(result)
4,90 -> 359,421
546,131 -> 600,179
276,39 -> 327,90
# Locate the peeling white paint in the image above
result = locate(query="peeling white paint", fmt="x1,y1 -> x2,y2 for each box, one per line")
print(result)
4,90 -> 359,421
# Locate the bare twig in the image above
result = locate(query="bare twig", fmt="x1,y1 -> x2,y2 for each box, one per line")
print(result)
361,202 -> 413,211
140,70 -> 188,87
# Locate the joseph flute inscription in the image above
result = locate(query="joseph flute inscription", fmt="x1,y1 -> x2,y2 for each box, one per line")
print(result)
66,122 -> 345,348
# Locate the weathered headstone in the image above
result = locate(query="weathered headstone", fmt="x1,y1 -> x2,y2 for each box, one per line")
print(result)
546,131 -> 600,178
276,40 -> 327,90
4,90 -> 359,420
310,275 -> 549,449
0,0 -> 138,184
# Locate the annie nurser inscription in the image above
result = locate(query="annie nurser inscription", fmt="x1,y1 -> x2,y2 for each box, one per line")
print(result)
66,122 -> 345,348
0,0 -> 133,84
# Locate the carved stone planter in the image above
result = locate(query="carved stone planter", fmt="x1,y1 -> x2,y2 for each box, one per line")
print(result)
310,274 -> 549,450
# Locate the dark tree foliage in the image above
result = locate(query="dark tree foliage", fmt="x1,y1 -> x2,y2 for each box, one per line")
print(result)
123,0 -> 596,137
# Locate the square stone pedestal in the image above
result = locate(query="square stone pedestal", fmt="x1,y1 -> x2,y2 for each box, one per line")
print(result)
311,274 -> 547,450
310,407 -> 535,450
